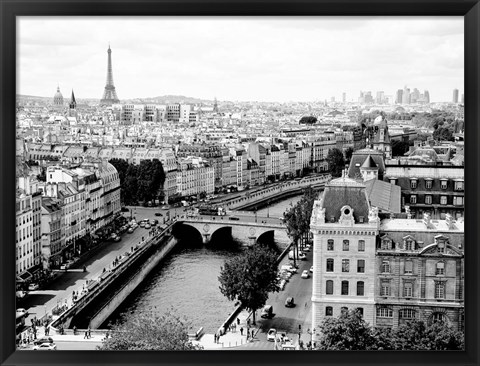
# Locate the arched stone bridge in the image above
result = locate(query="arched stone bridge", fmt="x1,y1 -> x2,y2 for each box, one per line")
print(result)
175,217 -> 291,248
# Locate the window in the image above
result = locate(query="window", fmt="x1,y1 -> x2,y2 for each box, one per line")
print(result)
432,312 -> 447,323
343,240 -> 349,251
341,306 -> 348,314
410,179 -> 417,189
381,260 -> 391,273
357,281 -> 364,296
436,262 -> 445,275
403,282 -> 413,297
405,240 -> 414,251
453,196 -> 464,206
342,259 -> 350,272
410,195 -> 417,204
326,258 -> 334,272
399,309 -> 416,319
326,280 -> 333,295
358,240 -> 365,252
357,260 -> 365,273
341,281 -> 349,295
325,306 -> 333,316
440,196 -> 447,205
425,180 -> 432,189
381,240 -> 392,250
425,195 -> 432,204
380,281 -> 391,296
356,307 -> 364,317
376,307 -> 393,318
327,239 -> 334,251
404,260 -> 413,274
435,282 -> 446,299
454,181 -> 464,191
440,180 -> 448,189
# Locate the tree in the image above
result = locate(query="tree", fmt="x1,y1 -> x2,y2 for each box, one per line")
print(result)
299,116 -> 318,125
433,127 -> 453,142
218,245 -> 279,325
97,310 -> 202,350
344,147 -> 354,163
316,309 -> 375,350
326,148 -> 345,178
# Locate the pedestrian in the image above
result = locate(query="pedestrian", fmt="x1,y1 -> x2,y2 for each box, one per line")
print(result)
251,329 -> 254,339
84,331 -> 88,339
240,327 -> 243,336
73,326 -> 77,335
88,327 -> 91,338
247,318 -> 250,327
236,318 -> 240,325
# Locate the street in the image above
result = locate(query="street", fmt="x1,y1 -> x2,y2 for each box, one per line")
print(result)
18,207 -> 166,327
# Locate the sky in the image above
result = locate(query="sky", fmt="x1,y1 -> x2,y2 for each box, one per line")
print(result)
17,16 -> 464,103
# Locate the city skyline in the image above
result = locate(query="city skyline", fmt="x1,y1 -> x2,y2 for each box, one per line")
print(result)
18,16 -> 463,103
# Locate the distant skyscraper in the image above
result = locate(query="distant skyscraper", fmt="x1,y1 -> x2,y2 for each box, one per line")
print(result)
411,88 -> 420,104
395,89 -> 403,104
364,91 -> 373,104
342,92 -> 346,103
100,45 -> 120,105
424,90 -> 430,104
402,86 -> 410,104
376,91 -> 384,104
213,97 -> 219,113
453,88 -> 459,103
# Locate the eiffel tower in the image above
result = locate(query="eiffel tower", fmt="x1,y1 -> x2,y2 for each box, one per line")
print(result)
100,44 -> 120,105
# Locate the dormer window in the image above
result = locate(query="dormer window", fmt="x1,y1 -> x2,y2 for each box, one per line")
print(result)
410,179 -> 417,189
440,179 -> 448,190
425,179 -> 433,189
381,239 -> 392,250
436,261 -> 445,275
437,241 -> 445,253
454,180 -> 464,191
405,239 -> 414,251
410,195 -> 417,204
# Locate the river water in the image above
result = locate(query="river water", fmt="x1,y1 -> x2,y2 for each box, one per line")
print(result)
104,195 -> 303,333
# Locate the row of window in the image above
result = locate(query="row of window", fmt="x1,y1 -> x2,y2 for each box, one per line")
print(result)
409,195 -> 464,206
324,279 -> 447,299
381,260 -> 445,275
407,179 -> 463,191
326,258 -> 365,273
327,239 -> 365,252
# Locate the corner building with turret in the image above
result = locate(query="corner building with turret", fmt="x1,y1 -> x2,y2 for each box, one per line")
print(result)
310,175 -> 464,341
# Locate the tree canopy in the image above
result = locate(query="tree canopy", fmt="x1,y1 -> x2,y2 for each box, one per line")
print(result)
326,148 -> 346,178
433,127 -> 454,142
316,309 -> 464,350
299,116 -> 318,125
218,245 -> 279,324
97,310 -> 202,350
109,158 -> 166,205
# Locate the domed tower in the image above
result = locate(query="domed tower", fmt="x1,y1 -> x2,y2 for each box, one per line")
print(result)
53,86 -> 64,112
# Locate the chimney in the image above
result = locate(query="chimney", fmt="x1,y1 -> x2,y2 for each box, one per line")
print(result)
423,212 -> 431,229
445,213 -> 455,230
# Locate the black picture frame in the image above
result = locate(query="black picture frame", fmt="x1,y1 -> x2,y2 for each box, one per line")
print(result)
1,1 -> 479,366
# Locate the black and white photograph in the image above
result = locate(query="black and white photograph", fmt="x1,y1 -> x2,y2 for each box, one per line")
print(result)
14,15 -> 466,352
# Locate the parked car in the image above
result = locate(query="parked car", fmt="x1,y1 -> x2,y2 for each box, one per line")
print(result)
33,343 -> 56,350
310,265 -> 314,273
33,337 -> 53,346
301,270 -> 310,279
229,216 -> 240,221
28,283 -> 39,291
298,253 -> 307,261
155,212 -> 163,217
285,297 -> 295,308
127,227 -> 134,233
60,264 -> 68,270
260,305 -> 273,319
16,308 -> 28,316
267,328 -> 277,342
114,235 -> 121,242
145,224 -> 151,229
139,222 -> 145,228
16,290 -> 27,299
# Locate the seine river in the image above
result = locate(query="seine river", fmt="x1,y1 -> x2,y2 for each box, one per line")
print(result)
104,195 -> 303,333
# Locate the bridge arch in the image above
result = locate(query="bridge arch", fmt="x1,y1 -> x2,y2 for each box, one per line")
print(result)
171,222 -> 203,247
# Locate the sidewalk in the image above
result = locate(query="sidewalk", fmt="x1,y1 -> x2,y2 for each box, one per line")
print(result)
194,308 -> 261,350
